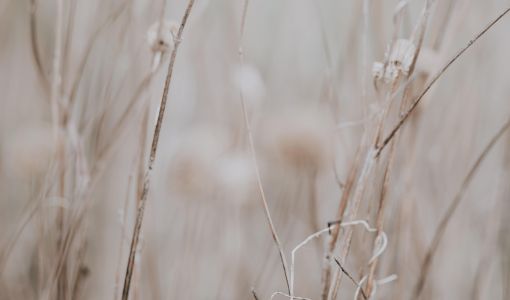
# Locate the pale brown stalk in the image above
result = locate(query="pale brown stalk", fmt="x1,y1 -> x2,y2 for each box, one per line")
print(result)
376,7 -> 510,157
334,258 -> 367,300
366,2 -> 433,293
321,142 -> 363,300
68,2 -> 128,104
95,65 -> 160,162
364,141 -> 395,297
323,2 -> 433,295
114,172 -> 134,300
50,1 -> 67,298
41,129 -> 91,300
329,63 -> 402,300
121,1 -> 196,299
238,0 -> 290,292
413,117 -> 510,299
328,139 -> 376,300
62,0 -> 77,89
0,170 -> 58,276
51,0 -> 64,138
29,0 -> 49,93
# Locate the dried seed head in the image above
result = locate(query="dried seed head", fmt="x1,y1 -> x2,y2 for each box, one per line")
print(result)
147,20 -> 179,53
373,39 -> 416,84
387,39 -> 416,75
232,64 -> 266,110
261,107 -> 334,171
167,128 -> 228,198
216,153 -> 256,206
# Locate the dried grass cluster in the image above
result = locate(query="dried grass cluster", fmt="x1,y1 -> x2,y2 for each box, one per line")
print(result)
0,1 -> 509,300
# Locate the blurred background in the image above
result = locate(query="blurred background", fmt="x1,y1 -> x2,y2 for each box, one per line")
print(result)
0,0 -> 509,299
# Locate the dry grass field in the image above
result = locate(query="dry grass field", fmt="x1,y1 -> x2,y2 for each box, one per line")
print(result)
0,0 -> 509,299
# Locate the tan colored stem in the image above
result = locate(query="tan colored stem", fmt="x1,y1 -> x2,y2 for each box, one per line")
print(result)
121,1 -> 196,299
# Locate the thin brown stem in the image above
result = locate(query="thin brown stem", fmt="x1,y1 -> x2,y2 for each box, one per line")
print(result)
29,0 -> 49,93
365,141 -> 396,297
68,2 -> 127,104
238,0 -> 290,292
114,172 -> 134,300
50,0 -> 64,138
121,1 -> 196,299
62,0 -> 77,89
321,142 -> 363,300
413,117 -> 510,299
376,7 -> 510,157
333,258 -> 367,300
251,288 -> 260,300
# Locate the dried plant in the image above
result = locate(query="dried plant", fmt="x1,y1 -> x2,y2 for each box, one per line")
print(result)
0,1 -> 509,299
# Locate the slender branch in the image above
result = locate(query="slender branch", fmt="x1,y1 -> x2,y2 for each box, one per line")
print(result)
52,6 -> 67,298
365,142 -> 395,296
68,2 -> 127,104
62,0 -> 78,89
413,117 -> 510,299
321,143 -> 363,300
95,60 -> 161,161
333,258 -> 367,300
0,173 -> 57,276
238,0 -> 290,293
121,1 -> 195,299
29,0 -> 49,92
376,7 -> 510,157
114,171 -> 134,300
51,0 -> 64,137
270,291 -> 311,300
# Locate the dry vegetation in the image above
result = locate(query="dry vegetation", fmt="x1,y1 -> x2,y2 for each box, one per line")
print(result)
0,0 -> 510,299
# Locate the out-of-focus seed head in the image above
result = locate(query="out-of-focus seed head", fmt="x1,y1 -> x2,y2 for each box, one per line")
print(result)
167,128 -> 228,199
260,106 -> 334,171
147,20 -> 179,54
232,64 -> 266,110
216,153 -> 256,207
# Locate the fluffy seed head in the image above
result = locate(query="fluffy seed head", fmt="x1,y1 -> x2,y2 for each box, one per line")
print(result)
260,107 -> 334,171
232,64 -> 266,110
167,128 -> 228,199
216,153 -> 256,206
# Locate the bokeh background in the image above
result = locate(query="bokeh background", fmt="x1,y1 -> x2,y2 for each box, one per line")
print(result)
0,0 -> 509,299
